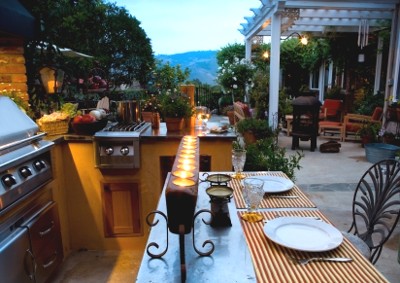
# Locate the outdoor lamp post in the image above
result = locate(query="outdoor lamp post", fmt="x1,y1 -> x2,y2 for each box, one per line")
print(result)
39,66 -> 64,94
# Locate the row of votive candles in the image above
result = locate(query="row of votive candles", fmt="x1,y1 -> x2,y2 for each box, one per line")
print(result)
171,135 -> 199,187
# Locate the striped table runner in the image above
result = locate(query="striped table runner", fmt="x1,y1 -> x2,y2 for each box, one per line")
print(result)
229,172 -> 316,209
238,210 -> 389,283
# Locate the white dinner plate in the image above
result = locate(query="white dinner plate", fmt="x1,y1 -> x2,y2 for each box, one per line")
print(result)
263,217 -> 343,252
257,176 -> 294,193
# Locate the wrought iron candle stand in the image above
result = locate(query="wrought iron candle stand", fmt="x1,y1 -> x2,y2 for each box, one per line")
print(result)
145,136 -> 214,283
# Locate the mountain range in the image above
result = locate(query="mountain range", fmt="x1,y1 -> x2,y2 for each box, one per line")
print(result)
156,50 -> 218,85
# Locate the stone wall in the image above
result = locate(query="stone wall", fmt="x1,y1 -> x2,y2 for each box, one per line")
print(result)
0,37 -> 28,100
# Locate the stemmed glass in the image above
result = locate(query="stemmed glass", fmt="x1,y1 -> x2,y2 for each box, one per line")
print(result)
195,106 -> 210,130
232,149 -> 246,179
241,177 -> 264,222
200,107 -> 210,130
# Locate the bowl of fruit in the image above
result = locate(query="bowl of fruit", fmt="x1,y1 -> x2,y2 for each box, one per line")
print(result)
71,109 -> 108,135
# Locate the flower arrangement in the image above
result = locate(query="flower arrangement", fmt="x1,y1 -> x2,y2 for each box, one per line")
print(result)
141,94 -> 162,113
160,89 -> 194,119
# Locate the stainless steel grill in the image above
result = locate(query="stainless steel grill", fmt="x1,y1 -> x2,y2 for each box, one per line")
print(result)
93,121 -> 150,169
0,97 -> 54,213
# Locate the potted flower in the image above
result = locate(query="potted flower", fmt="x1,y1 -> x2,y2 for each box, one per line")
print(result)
141,94 -> 162,128
160,90 -> 194,131
356,121 -> 380,147
235,118 -> 275,144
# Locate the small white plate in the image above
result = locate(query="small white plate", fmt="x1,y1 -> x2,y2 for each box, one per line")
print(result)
263,217 -> 343,252
257,176 -> 294,193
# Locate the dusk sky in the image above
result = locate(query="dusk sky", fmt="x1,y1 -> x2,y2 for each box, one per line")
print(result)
112,0 -> 260,55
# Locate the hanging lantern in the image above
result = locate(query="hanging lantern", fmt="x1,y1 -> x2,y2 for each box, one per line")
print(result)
39,66 -> 64,94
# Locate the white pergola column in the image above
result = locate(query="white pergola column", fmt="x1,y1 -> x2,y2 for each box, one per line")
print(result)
383,4 -> 400,125
269,12 -> 281,129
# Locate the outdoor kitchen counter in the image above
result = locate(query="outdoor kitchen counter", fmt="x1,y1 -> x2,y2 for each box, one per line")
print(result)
140,122 -> 237,140
38,123 -> 235,254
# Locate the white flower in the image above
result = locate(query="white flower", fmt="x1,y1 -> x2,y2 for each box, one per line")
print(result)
233,84 -> 238,89
233,76 -> 237,81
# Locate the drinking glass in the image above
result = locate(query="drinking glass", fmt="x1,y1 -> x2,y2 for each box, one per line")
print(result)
232,149 -> 246,179
242,177 -> 264,222
195,106 -> 206,129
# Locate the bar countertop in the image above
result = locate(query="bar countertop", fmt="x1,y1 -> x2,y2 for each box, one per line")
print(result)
141,122 -> 237,141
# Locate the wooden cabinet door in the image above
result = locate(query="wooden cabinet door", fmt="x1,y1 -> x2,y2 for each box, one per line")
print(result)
102,182 -> 142,237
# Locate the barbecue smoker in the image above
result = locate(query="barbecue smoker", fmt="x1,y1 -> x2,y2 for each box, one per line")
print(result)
94,121 -> 150,169
0,97 -> 62,283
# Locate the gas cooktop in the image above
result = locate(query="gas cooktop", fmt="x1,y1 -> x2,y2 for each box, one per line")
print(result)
94,121 -> 150,138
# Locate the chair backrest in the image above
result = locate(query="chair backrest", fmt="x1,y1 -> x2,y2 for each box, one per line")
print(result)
233,102 -> 251,123
349,159 -> 400,264
321,99 -> 343,120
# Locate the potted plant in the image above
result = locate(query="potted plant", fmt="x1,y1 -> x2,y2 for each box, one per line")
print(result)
356,121 -> 380,147
161,91 -> 194,131
244,137 -> 303,181
235,118 -> 275,144
141,94 -> 162,128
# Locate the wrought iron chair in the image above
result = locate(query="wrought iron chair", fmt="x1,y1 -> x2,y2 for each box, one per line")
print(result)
344,159 -> 400,264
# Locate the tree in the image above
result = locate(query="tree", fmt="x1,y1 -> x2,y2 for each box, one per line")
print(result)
150,60 -> 190,92
21,0 -> 155,116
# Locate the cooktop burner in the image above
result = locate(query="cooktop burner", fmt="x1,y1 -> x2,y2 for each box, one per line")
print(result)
106,123 -> 139,132
94,121 -> 150,138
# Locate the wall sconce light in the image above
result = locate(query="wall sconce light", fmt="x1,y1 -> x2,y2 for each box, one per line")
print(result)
282,32 -> 308,45
39,66 -> 65,94
263,51 -> 269,59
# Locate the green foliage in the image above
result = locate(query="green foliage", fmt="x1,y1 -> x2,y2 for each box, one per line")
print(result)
160,91 -> 194,119
150,61 -> 190,92
356,121 -> 380,140
235,118 -> 275,140
21,0 -> 155,118
216,43 -> 245,66
244,138 -> 303,181
250,69 -> 269,119
355,92 -> 384,115
300,38 -> 331,71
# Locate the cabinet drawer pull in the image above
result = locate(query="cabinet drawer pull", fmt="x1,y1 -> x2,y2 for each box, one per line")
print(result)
39,221 -> 54,237
42,252 -> 58,269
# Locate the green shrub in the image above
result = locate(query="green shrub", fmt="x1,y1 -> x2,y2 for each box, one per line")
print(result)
235,118 -> 275,140
244,137 -> 303,181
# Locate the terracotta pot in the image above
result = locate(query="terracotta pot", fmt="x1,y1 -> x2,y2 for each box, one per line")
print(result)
165,117 -> 184,131
243,131 -> 257,144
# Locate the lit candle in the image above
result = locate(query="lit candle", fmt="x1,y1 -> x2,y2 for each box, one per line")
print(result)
172,170 -> 195,179
177,164 -> 196,171
172,178 -> 196,187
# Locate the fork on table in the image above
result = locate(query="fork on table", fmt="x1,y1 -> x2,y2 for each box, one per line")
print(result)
286,254 -> 353,265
